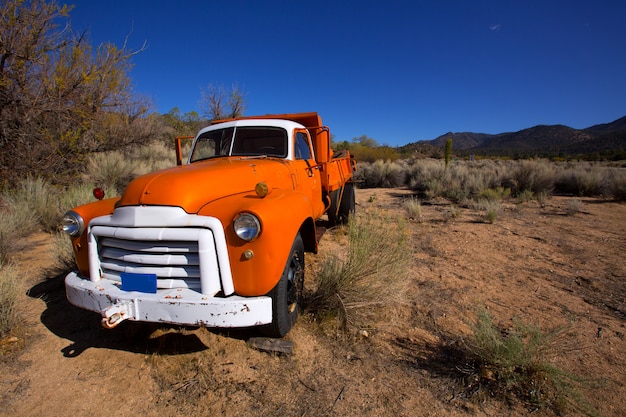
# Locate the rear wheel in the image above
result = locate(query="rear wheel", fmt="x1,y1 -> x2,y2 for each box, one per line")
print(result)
338,182 -> 356,222
263,233 -> 304,338
328,182 -> 356,226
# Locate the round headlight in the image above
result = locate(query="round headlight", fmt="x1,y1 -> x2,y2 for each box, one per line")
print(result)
62,211 -> 85,237
233,213 -> 261,241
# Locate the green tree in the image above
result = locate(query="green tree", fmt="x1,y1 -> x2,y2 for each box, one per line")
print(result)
353,134 -> 379,148
161,107 -> 205,137
0,0 -> 152,186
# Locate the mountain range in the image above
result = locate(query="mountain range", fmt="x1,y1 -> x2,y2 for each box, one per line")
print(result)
401,115 -> 626,158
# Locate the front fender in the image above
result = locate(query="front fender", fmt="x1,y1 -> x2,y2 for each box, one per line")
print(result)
198,190 -> 314,296
68,197 -> 121,277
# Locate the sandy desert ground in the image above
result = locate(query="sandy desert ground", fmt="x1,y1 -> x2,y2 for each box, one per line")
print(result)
1,188 -> 624,417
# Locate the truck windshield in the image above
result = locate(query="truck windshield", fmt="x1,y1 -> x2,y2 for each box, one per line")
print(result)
190,126 -> 287,162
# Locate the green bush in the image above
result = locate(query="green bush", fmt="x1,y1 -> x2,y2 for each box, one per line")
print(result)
340,143 -> 400,163
479,187 -> 511,202
355,160 -> 407,188
466,309 -> 599,415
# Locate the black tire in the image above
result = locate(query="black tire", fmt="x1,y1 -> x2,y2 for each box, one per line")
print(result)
327,183 -> 356,226
338,182 -> 355,223
327,188 -> 341,225
262,233 -> 305,338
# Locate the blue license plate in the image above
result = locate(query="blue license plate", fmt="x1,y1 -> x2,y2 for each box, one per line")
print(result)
121,272 -> 157,293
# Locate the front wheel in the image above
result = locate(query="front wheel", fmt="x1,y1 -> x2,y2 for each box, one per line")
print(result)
262,233 -> 304,338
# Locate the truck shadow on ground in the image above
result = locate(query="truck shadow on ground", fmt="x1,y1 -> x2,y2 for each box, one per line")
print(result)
27,271 -> 249,357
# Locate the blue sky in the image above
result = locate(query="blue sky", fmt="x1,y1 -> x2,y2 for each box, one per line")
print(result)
69,0 -> 626,146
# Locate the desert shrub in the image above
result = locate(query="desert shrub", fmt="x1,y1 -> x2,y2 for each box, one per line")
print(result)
575,169 -> 605,197
127,141 -> 179,171
0,261 -> 20,338
0,199 -> 36,263
468,199 -> 502,223
517,189 -> 534,203
565,198 -> 582,216
1,176 -> 53,232
485,202 -> 501,223
444,183 -> 470,203
423,177 -> 445,199
307,211 -> 411,333
0,177 -> 104,237
403,197 -> 422,220
444,205 -> 461,221
536,191 -> 548,207
84,143 -> 183,195
85,150 -> 145,195
342,144 -> 400,163
355,160 -> 407,188
464,169 -> 501,198
58,182 -> 108,211
479,187 -> 510,202
505,159 -> 556,196
465,309 -> 599,415
406,159 -> 445,194
555,165 -> 606,197
406,159 -> 505,203
1,142 -> 186,264
607,169 -> 626,201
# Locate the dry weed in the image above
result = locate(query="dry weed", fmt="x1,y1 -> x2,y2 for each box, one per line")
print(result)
307,211 -> 411,334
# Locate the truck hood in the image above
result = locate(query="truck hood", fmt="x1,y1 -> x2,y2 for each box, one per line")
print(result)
117,158 -> 294,213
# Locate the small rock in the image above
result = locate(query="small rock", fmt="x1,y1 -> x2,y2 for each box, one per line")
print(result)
247,337 -> 293,355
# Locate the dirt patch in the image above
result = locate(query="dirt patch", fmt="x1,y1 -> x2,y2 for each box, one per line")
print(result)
1,189 -> 624,416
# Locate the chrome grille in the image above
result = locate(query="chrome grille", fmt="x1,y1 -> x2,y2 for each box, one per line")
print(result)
90,226 -> 221,293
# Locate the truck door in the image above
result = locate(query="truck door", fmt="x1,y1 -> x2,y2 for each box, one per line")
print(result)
293,129 -> 324,218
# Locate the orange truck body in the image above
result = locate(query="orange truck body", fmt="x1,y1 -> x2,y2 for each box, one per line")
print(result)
63,112 -> 356,337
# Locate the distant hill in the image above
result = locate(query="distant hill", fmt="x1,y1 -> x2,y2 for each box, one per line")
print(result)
400,115 -> 626,159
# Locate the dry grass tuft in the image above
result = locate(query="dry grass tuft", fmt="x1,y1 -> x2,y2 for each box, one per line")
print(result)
307,211 -> 412,335
403,197 -> 422,220
0,261 -> 20,338
463,309 -> 601,416
565,198 -> 583,216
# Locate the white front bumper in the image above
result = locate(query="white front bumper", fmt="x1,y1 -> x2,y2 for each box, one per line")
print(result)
65,271 -> 272,328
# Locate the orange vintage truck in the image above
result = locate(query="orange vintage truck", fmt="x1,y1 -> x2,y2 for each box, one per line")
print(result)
62,112 -> 356,337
